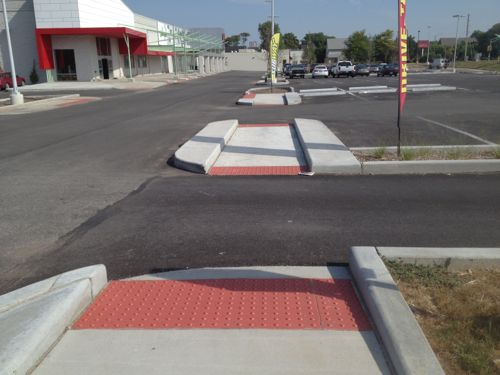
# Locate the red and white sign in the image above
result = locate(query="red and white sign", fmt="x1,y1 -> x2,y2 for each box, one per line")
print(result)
398,0 -> 408,113
417,40 -> 430,49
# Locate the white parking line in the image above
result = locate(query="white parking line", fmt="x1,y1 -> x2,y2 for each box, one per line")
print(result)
417,116 -> 497,145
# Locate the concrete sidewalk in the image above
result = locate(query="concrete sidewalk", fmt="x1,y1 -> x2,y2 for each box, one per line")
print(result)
32,267 -> 391,375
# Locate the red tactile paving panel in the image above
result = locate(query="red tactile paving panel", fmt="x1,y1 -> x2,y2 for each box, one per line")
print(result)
57,98 -> 97,108
73,279 -> 372,331
242,92 -> 256,99
209,166 -> 310,176
238,123 -> 290,128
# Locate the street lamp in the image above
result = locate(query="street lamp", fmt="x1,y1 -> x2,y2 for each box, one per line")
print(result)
1,0 -> 24,105
452,14 -> 465,73
426,26 -> 431,65
417,30 -> 421,63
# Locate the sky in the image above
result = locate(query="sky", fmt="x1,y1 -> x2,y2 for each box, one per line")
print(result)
125,0 -> 500,42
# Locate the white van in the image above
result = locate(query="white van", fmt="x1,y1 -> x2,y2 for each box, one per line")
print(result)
430,58 -> 449,69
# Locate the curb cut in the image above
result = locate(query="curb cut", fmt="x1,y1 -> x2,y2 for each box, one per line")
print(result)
174,120 -> 238,174
0,265 -> 107,375
349,247 -> 445,375
294,118 -> 362,174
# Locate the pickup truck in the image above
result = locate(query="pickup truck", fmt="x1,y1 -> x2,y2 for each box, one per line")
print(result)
331,61 -> 355,78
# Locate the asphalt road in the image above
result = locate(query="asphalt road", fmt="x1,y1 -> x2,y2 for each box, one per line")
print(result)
1,71 -> 499,294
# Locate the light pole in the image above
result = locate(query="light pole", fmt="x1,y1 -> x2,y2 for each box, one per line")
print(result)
452,14 -> 465,73
464,14 -> 470,61
426,26 -> 431,65
417,30 -> 421,63
1,0 -> 24,105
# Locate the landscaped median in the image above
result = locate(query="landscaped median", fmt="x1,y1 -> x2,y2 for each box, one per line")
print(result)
352,145 -> 500,175
349,246 -> 500,375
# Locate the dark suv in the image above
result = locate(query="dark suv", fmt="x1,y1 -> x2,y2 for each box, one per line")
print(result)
377,64 -> 399,77
287,64 -> 306,79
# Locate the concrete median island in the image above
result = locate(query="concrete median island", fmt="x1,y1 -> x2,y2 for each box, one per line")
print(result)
237,87 -> 301,106
174,118 -> 361,176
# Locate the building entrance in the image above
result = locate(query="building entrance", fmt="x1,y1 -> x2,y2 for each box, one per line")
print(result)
54,49 -> 77,81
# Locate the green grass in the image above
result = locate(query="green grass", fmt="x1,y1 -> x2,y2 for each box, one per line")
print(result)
385,261 -> 461,288
494,147 -> 500,159
385,262 -> 500,375
401,148 -> 415,161
455,60 -> 500,73
445,148 -> 473,160
373,147 -> 386,159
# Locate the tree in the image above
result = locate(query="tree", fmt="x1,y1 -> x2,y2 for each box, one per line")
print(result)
372,30 -> 397,63
239,32 -> 250,47
472,23 -> 500,59
408,35 -> 417,62
303,33 -> 330,63
344,30 -> 370,63
302,40 -> 316,64
225,35 -> 241,47
258,21 -> 281,51
282,32 -> 300,50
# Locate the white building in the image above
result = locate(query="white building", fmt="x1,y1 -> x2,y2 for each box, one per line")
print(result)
0,0 -> 225,82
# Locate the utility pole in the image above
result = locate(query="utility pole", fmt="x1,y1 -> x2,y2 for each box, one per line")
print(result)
271,0 -> 275,37
464,14 -> 470,61
1,0 -> 24,105
452,14 -> 465,73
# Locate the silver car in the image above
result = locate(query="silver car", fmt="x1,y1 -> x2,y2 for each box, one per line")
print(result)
312,65 -> 329,78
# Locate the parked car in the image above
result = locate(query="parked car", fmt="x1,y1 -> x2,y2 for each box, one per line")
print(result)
377,64 -> 399,77
331,61 -> 355,78
312,65 -> 329,78
369,64 -> 380,74
430,58 -> 449,70
354,64 -> 370,77
0,72 -> 26,90
288,64 -> 306,79
283,64 -> 292,76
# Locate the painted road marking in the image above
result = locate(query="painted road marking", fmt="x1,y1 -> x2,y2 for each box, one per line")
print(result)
417,116 -> 497,145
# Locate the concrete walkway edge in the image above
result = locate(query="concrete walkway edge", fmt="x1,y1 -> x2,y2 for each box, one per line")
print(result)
349,246 -> 445,375
0,265 -> 107,375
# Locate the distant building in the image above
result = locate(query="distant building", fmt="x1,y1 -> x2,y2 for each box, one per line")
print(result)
326,38 -> 347,64
248,41 -> 258,49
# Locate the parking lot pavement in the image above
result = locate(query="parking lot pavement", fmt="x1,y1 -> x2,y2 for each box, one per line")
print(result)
236,73 -> 500,147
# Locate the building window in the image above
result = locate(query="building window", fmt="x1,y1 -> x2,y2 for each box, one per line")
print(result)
96,38 -> 111,56
137,55 -> 148,68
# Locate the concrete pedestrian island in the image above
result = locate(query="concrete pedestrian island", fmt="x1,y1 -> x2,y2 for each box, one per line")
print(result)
174,118 -> 362,176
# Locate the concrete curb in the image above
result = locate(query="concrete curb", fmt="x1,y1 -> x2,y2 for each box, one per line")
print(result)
284,92 -> 302,105
361,159 -> 500,175
0,94 -> 81,111
0,265 -> 107,375
294,118 -> 362,174
378,247 -> 500,271
349,247 -> 445,375
174,120 -> 238,174
299,88 -> 347,97
352,144 -> 499,153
